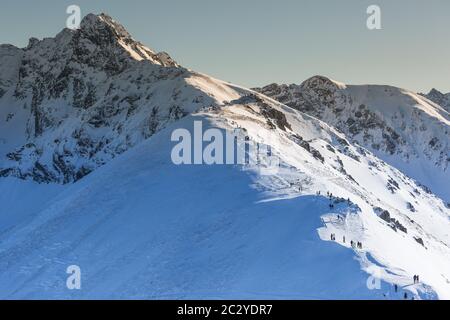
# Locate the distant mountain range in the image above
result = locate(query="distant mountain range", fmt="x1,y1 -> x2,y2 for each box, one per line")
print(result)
0,13 -> 448,299
254,77 -> 450,202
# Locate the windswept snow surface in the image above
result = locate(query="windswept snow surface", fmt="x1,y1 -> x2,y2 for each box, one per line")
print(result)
0,97 -> 448,299
0,13 -> 449,300
0,133 -> 382,299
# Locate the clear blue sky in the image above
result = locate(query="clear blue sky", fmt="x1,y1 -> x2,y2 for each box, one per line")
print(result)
1,0 -> 449,92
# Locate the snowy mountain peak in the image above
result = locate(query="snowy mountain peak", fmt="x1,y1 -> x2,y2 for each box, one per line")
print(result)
255,79 -> 450,201
0,13 -> 185,183
75,13 -> 177,66
80,13 -> 132,40
300,75 -> 347,91
423,88 -> 450,112
428,88 -> 443,96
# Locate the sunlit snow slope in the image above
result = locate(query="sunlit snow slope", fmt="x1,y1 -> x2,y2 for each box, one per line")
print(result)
0,74 -> 448,299
0,14 -> 449,300
255,77 -> 450,202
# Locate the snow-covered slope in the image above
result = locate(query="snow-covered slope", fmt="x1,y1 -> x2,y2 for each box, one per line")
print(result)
255,77 -> 450,202
0,14 -> 449,299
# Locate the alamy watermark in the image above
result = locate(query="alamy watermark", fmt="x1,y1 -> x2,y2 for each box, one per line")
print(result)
66,5 -> 81,30
170,121 -> 280,175
366,266 -> 382,290
367,5 -> 382,30
66,265 -> 81,290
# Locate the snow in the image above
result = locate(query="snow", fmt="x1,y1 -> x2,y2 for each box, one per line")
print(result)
0,178 -> 64,234
0,13 -> 448,300
255,77 -> 450,202
0,102 -> 448,299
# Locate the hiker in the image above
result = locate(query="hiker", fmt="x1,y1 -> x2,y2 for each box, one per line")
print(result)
404,292 -> 408,299
413,275 -> 416,284
343,236 -> 346,243
394,284 -> 398,292
417,275 -> 419,283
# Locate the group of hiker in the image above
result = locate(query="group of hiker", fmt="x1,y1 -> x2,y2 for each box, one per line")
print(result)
320,188 -> 423,300
325,191 -> 353,209
351,240 -> 363,249
388,285 -> 414,300
325,190 -> 364,249
330,233 -> 363,250
392,275 -> 420,300
328,192 -> 335,209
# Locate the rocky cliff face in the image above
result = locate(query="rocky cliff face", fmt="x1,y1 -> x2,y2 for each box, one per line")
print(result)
254,76 -> 450,200
0,14 -> 211,183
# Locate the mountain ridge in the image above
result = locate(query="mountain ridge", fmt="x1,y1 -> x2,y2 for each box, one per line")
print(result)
0,13 -> 449,299
254,76 -> 450,202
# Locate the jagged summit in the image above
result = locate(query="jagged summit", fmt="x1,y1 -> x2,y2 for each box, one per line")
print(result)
15,13 -> 177,68
80,13 -> 133,39
77,13 -> 178,66
0,13 -> 185,183
300,75 -> 347,90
